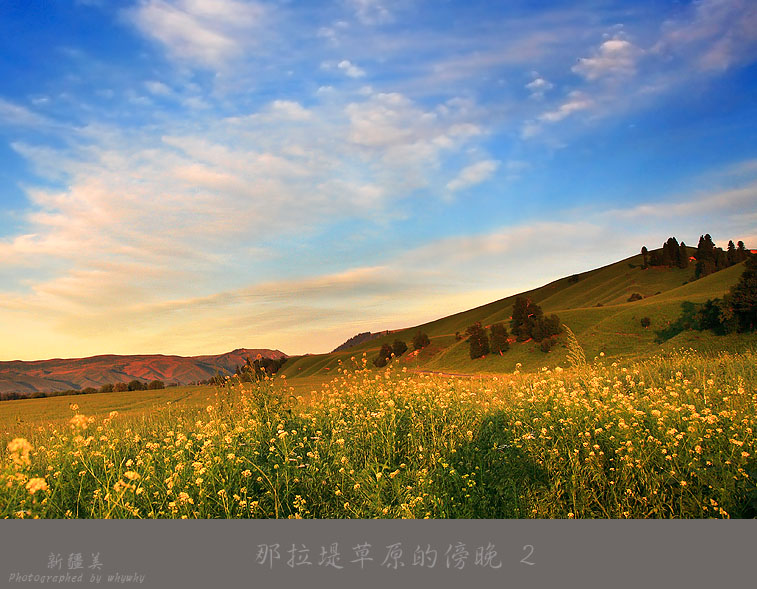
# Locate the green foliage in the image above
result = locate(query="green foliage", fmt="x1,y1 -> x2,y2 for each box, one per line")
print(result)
391,339 -> 408,358
539,337 -> 557,352
148,380 -> 165,390
412,331 -> 430,351
466,322 -> 490,359
729,255 -> 757,332
627,292 -> 643,302
488,322 -> 509,355
510,297 -> 544,341
640,317 -> 651,328
374,344 -> 394,368
127,380 -> 144,391
532,314 -> 562,342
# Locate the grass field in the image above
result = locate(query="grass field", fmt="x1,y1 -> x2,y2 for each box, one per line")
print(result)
2,347 -> 755,519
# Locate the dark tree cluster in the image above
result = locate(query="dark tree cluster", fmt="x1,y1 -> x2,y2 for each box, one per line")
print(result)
466,321 -> 514,359
510,297 -> 562,342
642,237 -> 689,269
641,234 -> 750,279
659,255 -> 757,339
374,343 -> 394,367
412,331 -> 430,350
373,339 -> 408,367
466,322 -> 490,359
693,235 -> 750,279
488,322 -> 510,355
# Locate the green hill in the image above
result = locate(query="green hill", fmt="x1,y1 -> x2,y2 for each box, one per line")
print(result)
280,251 -> 756,378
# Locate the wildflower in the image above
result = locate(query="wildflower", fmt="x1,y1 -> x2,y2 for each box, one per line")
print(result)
123,471 -> 140,481
69,414 -> 89,430
26,477 -> 48,494
69,403 -> 79,412
7,438 -> 33,467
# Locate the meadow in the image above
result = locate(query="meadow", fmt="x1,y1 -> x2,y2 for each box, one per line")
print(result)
2,346 -> 755,519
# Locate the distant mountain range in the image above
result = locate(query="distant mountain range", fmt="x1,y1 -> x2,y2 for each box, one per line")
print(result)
0,348 -> 286,396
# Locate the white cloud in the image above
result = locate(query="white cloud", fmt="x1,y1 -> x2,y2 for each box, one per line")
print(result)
0,98 -> 52,128
655,0 -> 757,71
145,80 -> 172,96
538,91 -> 593,123
347,0 -> 393,25
446,160 -> 499,192
572,37 -> 642,81
1,90 -> 485,329
127,0 -> 267,68
268,100 -> 312,121
525,74 -> 553,98
337,59 -> 366,78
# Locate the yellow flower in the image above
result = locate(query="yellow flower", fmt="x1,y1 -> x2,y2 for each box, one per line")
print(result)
123,471 -> 140,481
69,414 -> 89,430
26,477 -> 48,494
7,438 -> 33,467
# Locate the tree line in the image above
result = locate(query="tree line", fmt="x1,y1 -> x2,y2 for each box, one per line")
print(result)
641,234 -> 750,278
0,379 -> 168,402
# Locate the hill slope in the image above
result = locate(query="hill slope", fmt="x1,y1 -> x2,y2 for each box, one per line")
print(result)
280,252 -> 756,378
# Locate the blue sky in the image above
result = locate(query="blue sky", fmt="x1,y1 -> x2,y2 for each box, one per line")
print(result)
1,0 -> 756,360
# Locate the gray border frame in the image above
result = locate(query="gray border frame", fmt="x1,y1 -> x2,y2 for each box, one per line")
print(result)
1,520 -> 753,588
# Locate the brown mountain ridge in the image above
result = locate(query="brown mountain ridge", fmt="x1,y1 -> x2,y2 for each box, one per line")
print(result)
0,348 -> 286,396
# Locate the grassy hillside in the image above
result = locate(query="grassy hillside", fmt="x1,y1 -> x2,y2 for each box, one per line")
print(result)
280,253 -> 756,378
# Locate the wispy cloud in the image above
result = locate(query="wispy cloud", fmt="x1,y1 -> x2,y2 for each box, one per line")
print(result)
655,0 -> 757,71
126,0 -> 268,68
337,59 -> 366,78
347,0 -> 394,25
446,160 -> 499,192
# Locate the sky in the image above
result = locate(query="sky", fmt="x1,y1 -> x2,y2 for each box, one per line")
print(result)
0,0 -> 756,361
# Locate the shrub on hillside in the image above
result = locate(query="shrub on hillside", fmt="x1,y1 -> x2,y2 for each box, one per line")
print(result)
392,340 -> 408,358
540,337 -> 557,353
627,293 -> 643,302
466,322 -> 490,359
489,322 -> 509,354
412,332 -> 430,351
374,344 -> 394,368
640,317 -> 651,328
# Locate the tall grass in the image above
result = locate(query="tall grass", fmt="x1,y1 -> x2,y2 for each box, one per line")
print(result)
2,350 -> 755,518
